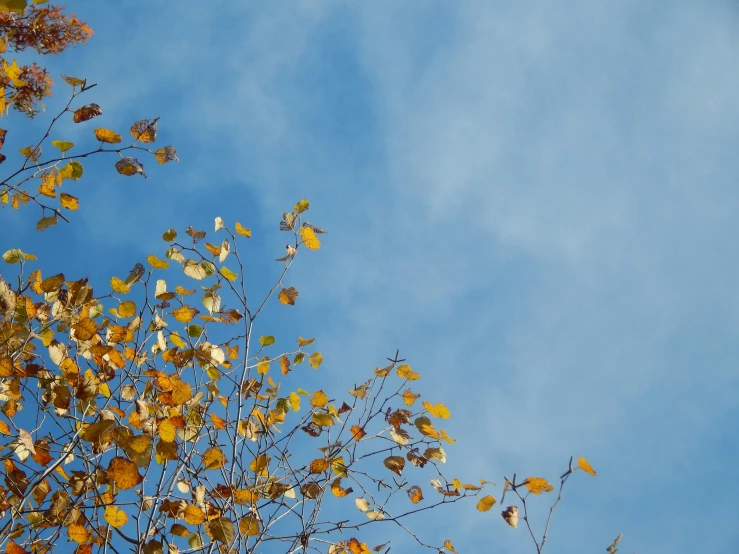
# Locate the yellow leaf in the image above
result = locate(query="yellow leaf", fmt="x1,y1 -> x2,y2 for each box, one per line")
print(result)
147,255 -> 169,269
238,515 -> 260,536
219,266 -> 237,281
51,140 -> 74,153
402,389 -> 420,406
249,453 -> 270,475
312,413 -> 334,426
107,457 -> 143,490
37,172 -> 56,198
397,364 -> 420,380
476,495 -> 497,512
202,447 -> 226,470
183,504 -> 206,525
443,540 -> 456,553
59,193 -> 79,210
524,477 -> 554,495
94,128 -> 122,143
422,401 -> 451,419
0,420 -> 9,435
104,505 -> 128,528
259,336 -> 275,347
173,306 -> 198,323
117,301 -> 137,318
294,198 -> 310,213
414,417 -> 439,439
68,523 -> 90,544
278,286 -> 298,305
159,419 -> 176,443
310,390 -> 328,408
309,352 -> 323,369
235,222 -> 251,237
300,227 -> 320,250
110,277 -> 131,294
257,356 -> 270,375
297,336 -> 315,346
578,456 -> 597,476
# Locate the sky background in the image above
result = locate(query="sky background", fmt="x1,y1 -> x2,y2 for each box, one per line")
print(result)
4,0 -> 739,552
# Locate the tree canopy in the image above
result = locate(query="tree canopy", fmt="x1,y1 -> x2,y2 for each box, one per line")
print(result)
0,3 -> 605,554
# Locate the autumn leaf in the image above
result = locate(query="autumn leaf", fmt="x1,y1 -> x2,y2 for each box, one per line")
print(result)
239,515 -> 260,536
202,447 -> 226,470
130,117 -> 159,143
407,485 -> 423,504
51,140 -> 74,153
94,128 -> 122,143
578,456 -> 597,476
525,476 -> 554,495
309,352 -> 323,369
294,198 -> 310,213
59,192 -> 79,210
173,305 -> 198,323
278,286 -> 298,305
502,506 -> 519,528
68,523 -> 90,544
383,456 -> 405,476
107,456 -> 142,490
208,517 -> 235,544
147,254 -> 169,269
310,390 -> 328,408
73,103 -> 102,123
154,145 -> 178,164
104,505 -> 128,528
423,401 -> 451,419
183,504 -> 206,525
476,495 -> 497,512
397,364 -> 420,380
219,266 -> 237,281
300,226 -> 320,250
115,157 -> 146,177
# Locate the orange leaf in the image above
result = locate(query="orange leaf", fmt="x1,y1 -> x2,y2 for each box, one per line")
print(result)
407,485 -> 423,504
210,412 -> 226,430
107,456 -> 142,490
278,286 -> 299,305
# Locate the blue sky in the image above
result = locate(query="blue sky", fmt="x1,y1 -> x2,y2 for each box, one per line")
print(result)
5,0 -> 739,552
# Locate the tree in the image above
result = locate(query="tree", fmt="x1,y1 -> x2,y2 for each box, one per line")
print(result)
0,3 -> 602,554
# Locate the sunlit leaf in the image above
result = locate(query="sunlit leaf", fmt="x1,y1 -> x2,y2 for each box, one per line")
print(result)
59,193 -> 79,210
423,401 -> 451,419
51,140 -> 74,153
183,504 -> 206,525
407,485 -> 423,504
309,352 -> 323,369
110,277 -> 131,294
402,389 -> 420,406
310,390 -> 328,408
294,198 -> 310,213
202,447 -> 226,470
578,456 -> 597,476
235,222 -> 251,237
94,128 -> 122,143
130,117 -> 159,143
115,157 -> 146,177
154,145 -> 178,164
147,254 -> 169,269
107,456 -> 143,490
525,477 -> 553,495
68,523 -> 90,544
173,306 -> 198,323
62,75 -> 86,87
104,505 -> 128,528
219,266 -> 237,281
73,103 -> 102,123
300,226 -> 320,250
397,364 -> 420,380
278,286 -> 298,305
239,515 -> 260,536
